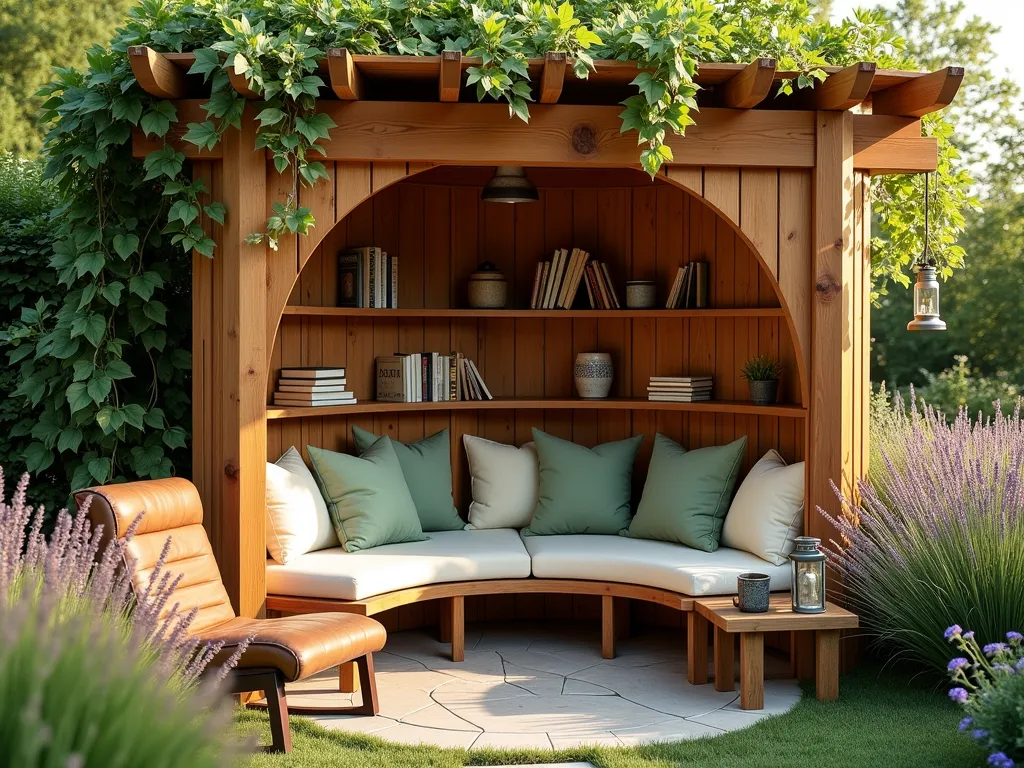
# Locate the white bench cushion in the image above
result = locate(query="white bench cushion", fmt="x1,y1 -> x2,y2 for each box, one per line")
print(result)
523,533 -> 791,596
266,529 -> 531,601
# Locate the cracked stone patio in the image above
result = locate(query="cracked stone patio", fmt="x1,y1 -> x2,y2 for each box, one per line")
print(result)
283,622 -> 801,749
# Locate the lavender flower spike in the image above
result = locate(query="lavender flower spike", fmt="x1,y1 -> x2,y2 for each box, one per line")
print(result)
947,657 -> 970,672
948,687 -> 970,704
984,642 -> 1009,657
945,625 -> 963,641
1007,631 -> 1023,644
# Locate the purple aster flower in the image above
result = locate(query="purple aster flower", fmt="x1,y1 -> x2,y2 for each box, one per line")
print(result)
993,663 -> 1014,674
949,687 -> 970,704
965,631 -> 976,640
1015,658 -> 1024,673
959,717 -> 974,731
984,643 -> 1009,657
948,657 -> 970,672
972,729 -> 990,740
1008,631 -> 1023,644
945,625 -> 963,640
988,753 -> 1015,768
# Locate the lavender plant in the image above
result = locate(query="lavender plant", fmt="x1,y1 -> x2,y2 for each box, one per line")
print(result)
945,625 -> 1024,768
0,469 -> 244,767
822,392 -> 1024,671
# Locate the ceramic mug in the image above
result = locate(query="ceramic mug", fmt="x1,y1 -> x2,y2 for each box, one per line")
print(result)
733,572 -> 771,613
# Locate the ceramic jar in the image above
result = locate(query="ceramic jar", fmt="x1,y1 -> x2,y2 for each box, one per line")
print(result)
748,379 -> 779,405
625,280 -> 656,308
467,261 -> 507,308
574,352 -> 613,399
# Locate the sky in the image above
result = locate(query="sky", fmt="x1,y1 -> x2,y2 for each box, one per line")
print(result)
830,0 -> 1024,88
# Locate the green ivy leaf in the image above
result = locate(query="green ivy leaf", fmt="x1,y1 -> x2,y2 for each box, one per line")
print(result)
120,403 -> 146,430
24,442 -> 54,474
105,358 -> 132,380
57,428 -> 83,453
73,360 -> 95,382
203,202 -> 226,224
101,281 -> 124,306
113,233 -> 139,260
87,456 -> 112,484
183,121 -> 219,151
111,96 -> 143,125
163,426 -> 187,450
129,271 -> 164,301
65,382 -> 92,414
87,374 -> 113,404
143,145 -> 184,181
189,48 -> 221,80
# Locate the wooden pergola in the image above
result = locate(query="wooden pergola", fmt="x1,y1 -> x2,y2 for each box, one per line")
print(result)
128,46 -> 962,624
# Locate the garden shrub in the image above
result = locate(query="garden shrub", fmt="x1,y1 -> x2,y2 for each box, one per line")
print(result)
0,469 -> 246,766
945,625 -> 1024,768
918,355 -> 1019,421
824,393 -> 1024,672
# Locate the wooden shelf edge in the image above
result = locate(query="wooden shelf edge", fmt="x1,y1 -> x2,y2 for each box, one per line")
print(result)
266,398 -> 807,420
281,306 -> 786,319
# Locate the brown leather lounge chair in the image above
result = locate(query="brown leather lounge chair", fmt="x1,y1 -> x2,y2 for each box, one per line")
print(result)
75,478 -> 386,754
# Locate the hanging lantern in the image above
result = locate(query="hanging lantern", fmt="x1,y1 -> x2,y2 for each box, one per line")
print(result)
481,166 -> 538,204
907,173 -> 947,332
790,536 -> 827,614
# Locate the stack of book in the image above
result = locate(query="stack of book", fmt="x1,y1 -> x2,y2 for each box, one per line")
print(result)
273,367 -> 356,407
647,376 -> 713,402
529,248 -> 620,309
338,246 -> 397,308
376,353 -> 493,402
665,260 -> 708,309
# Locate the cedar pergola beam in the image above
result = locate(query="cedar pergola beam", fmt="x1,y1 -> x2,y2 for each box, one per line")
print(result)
327,48 -> 363,100
439,51 -> 462,102
788,62 -> 876,111
128,46 -> 188,99
872,66 -> 965,117
539,52 -> 567,104
228,70 -> 261,99
717,58 -> 776,109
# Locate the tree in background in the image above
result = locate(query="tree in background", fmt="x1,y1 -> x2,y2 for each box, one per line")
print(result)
0,0 -> 135,155
869,0 -> 1024,418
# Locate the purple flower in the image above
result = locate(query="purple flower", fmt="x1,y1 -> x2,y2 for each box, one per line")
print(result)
959,717 -> 974,731
965,631 -> 976,640
1015,658 -> 1024,673
984,643 -> 1009,657
948,657 -> 970,672
1008,631 -> 1023,644
949,687 -> 970,704
945,625 -> 963,640
993,663 -> 1014,674
988,753 -> 1015,768
972,729 -> 990,740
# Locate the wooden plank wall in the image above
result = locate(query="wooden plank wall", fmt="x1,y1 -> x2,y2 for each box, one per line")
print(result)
260,165 -> 810,629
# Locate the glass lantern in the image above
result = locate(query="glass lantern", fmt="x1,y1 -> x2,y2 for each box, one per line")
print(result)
907,264 -> 947,332
790,536 -> 826,614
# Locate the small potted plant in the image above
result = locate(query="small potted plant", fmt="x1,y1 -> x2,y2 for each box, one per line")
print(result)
741,355 -> 782,405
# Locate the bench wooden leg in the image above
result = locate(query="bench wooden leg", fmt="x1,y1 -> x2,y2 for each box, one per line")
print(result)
265,670 -> 292,753
450,595 -> 465,662
601,595 -> 615,659
339,660 -> 360,694
815,629 -> 840,701
687,611 -> 709,685
439,598 -> 452,643
714,626 -> 735,692
346,654 -> 379,716
739,631 -> 764,710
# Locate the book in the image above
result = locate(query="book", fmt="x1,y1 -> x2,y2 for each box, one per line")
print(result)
278,384 -> 348,394
599,262 -> 620,308
280,367 -> 346,379
538,261 -> 551,308
556,248 -> 576,309
338,251 -> 363,308
273,396 -> 358,407
650,376 -> 713,383
694,261 -> 708,308
274,391 -> 355,404
449,354 -> 458,401
390,254 -> 399,309
368,247 -> 377,309
467,359 -> 493,400
565,249 -> 591,309
277,377 -> 347,387
647,393 -> 712,402
529,262 -> 544,309
557,248 -> 581,309
594,260 -> 613,309
542,249 -> 560,308
583,264 -> 596,308
376,356 -> 407,402
666,266 -> 684,309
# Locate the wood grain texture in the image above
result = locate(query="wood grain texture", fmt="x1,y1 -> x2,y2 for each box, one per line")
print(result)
815,629 -> 841,701
872,67 -> 964,117
717,58 -> 777,109
128,46 -> 187,99
785,62 -> 876,111
687,611 -> 709,685
601,595 -> 616,659
327,48 -> 364,100
539,52 -> 567,103
739,632 -> 765,710
714,625 -> 736,691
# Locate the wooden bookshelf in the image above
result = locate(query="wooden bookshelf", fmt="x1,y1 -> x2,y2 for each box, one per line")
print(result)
281,306 -> 785,319
267,398 -> 807,420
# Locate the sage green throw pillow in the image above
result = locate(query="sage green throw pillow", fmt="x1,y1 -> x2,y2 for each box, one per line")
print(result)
307,439 -> 426,552
627,434 -> 746,552
523,429 -> 643,536
351,426 -> 462,532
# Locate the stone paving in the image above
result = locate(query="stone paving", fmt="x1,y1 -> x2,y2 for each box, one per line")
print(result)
286,622 -> 801,749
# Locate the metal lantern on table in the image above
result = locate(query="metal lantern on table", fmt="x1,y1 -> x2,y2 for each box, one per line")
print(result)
790,536 -> 826,614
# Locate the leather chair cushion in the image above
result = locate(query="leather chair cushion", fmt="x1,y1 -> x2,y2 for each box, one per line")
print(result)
200,613 -> 387,682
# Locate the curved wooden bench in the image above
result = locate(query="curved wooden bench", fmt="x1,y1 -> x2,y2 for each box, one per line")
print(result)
267,578 -> 703,690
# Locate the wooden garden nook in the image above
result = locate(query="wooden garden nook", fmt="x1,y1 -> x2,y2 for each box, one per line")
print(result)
128,49 -> 962,636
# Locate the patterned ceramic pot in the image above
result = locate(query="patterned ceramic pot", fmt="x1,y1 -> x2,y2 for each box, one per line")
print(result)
625,280 -> 656,308
748,379 -> 779,405
468,261 -> 508,308
574,352 -> 614,399
733,572 -> 771,613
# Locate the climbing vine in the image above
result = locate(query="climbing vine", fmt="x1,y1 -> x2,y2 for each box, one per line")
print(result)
5,0 -> 974,493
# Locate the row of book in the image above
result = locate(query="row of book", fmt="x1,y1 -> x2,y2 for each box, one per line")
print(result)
273,367 -> 356,407
666,261 -> 708,309
376,353 -> 493,402
528,249 -> 622,310
338,246 -> 397,308
647,375 -> 712,402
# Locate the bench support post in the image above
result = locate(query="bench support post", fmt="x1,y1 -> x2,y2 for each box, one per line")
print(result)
339,660 -> 360,693
816,629 -> 841,701
449,595 -> 465,662
714,626 -> 735,691
739,631 -> 765,709
601,595 -> 615,659
687,611 -> 709,685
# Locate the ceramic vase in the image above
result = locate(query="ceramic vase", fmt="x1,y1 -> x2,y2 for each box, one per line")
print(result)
625,280 -> 656,308
467,261 -> 508,308
574,352 -> 613,399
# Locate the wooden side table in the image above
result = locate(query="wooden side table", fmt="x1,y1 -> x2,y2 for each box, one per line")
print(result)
692,595 -> 858,710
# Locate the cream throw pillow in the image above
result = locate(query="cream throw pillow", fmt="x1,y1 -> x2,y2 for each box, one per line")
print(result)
721,450 -> 805,566
464,435 -> 539,530
266,446 -> 339,564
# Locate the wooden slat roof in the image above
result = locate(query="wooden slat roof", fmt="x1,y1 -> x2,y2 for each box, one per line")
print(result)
135,48 -> 963,117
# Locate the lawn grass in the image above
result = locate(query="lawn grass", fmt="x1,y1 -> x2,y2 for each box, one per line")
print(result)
235,662 -> 986,767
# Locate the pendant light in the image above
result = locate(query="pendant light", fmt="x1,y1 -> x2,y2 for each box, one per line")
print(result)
481,166 -> 538,204
907,173 -> 947,332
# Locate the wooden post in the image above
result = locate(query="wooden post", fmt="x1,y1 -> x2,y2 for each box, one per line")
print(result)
714,626 -> 735,692
450,595 -> 465,662
739,632 -> 765,710
339,661 -> 360,694
687,611 -> 709,685
601,595 -> 615,659
816,629 -> 841,701
206,109 -> 268,617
